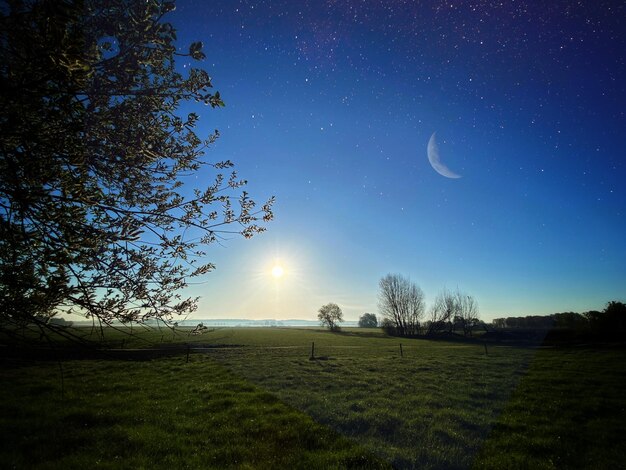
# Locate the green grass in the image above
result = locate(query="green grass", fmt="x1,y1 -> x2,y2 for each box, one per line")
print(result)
192,328 -> 535,468
2,326 -> 625,468
0,353 -> 387,469
473,345 -> 626,469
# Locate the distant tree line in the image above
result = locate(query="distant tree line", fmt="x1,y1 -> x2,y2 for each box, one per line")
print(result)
492,301 -> 626,335
34,316 -> 73,328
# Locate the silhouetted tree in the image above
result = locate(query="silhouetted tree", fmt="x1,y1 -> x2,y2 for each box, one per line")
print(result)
427,289 -> 457,335
604,301 -> 626,332
380,317 -> 398,335
318,303 -> 343,331
378,274 -> 425,336
0,0 -> 274,333
358,313 -> 377,328
583,310 -> 603,331
493,315 -> 554,329
492,318 -> 506,329
553,312 -> 586,330
585,301 -> 626,335
454,292 -> 480,336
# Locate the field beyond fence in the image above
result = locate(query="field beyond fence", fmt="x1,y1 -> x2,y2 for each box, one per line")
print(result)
1,326 -> 625,469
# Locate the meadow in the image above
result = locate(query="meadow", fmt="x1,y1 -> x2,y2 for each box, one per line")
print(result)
1,326 -> 625,469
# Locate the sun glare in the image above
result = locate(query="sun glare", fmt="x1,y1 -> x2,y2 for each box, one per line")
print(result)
271,265 -> 284,278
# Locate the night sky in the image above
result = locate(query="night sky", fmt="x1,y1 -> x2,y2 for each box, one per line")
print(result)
171,1 -> 625,321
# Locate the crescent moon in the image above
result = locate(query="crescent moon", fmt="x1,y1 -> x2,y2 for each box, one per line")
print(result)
427,132 -> 462,179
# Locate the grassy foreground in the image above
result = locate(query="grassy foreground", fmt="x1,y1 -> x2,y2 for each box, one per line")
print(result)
0,352 -> 386,469
474,345 -> 626,469
1,326 -> 625,468
197,328 -> 535,468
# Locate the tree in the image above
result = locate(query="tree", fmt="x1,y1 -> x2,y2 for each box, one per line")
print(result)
427,289 -> 458,335
553,312 -> 586,330
585,301 -> 626,334
604,301 -> 626,333
378,274 -> 425,336
0,0 -> 274,334
454,291 -> 479,336
318,303 -> 343,331
429,289 -> 478,336
583,310 -> 603,331
358,312 -> 377,328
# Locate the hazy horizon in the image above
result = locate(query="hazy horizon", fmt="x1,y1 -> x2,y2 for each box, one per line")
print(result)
64,300 -> 614,325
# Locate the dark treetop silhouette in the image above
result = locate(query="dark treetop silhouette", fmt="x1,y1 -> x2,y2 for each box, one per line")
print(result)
0,0 -> 273,333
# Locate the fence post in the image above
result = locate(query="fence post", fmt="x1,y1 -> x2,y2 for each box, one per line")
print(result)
310,341 -> 315,359
484,343 -> 488,356
58,360 -> 65,401
400,343 -> 403,357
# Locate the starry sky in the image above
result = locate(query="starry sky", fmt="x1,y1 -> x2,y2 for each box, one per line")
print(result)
170,0 -> 625,322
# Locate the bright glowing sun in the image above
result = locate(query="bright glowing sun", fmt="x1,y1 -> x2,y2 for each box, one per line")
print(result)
271,265 -> 284,278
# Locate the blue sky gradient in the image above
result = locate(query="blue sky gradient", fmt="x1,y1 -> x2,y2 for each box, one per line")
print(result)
170,1 -> 625,321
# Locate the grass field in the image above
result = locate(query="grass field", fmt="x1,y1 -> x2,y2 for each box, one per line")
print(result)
0,349 -> 387,469
1,326 -> 625,468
